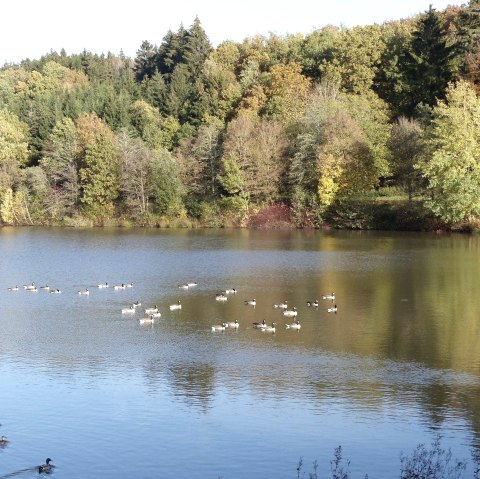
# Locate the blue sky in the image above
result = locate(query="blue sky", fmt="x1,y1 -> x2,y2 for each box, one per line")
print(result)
1,0 -> 459,64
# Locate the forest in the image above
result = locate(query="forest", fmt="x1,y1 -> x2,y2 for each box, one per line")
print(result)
0,2 -> 479,230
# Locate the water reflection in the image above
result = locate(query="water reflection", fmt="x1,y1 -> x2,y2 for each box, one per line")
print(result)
1,228 -> 480,478
166,363 -> 216,412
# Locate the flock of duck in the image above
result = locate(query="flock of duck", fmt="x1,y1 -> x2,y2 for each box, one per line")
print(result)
210,289 -> 338,333
2,283 -> 338,472
7,281 -> 337,334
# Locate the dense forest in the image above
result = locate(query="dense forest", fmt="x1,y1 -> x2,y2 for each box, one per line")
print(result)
0,3 -> 480,229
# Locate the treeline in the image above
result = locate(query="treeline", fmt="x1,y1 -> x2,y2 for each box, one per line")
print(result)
0,4 -> 480,228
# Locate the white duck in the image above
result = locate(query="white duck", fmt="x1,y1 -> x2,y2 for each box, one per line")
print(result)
245,299 -> 256,307
145,305 -> 158,314
121,306 -> 136,314
327,304 -> 338,313
262,323 -> 276,333
216,293 -> 228,302
225,320 -> 240,328
286,320 -> 301,330
283,307 -> 298,317
211,323 -> 226,331
78,289 -> 89,296
169,301 -> 182,311
139,316 -> 155,325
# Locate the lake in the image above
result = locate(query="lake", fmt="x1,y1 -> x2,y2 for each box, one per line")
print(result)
0,227 -> 479,479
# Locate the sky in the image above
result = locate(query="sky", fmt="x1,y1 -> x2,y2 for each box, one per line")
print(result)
1,0 -> 460,65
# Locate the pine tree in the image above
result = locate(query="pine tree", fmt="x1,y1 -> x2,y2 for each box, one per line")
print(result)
399,6 -> 459,116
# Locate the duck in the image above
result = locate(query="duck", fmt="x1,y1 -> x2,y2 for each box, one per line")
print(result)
40,285 -> 50,290
126,282 -> 134,288
178,284 -> 189,290
274,301 -> 288,309
38,458 -> 53,473
169,301 -> 182,311
253,319 -> 267,329
306,300 -> 319,307
0,435 -> 8,446
245,299 -> 256,307
132,301 -> 142,308
78,289 -> 89,295
114,284 -> 126,290
187,282 -> 198,287
139,316 -> 155,325
323,293 -> 335,301
97,282 -> 109,288
7,286 -> 19,291
211,323 -> 226,331
225,320 -> 239,328
49,289 -> 62,294
224,288 -> 237,294
121,306 -> 136,314
145,305 -> 158,315
262,323 -> 276,333
286,320 -> 301,330
215,293 -> 228,302
23,283 -> 35,290
27,287 -> 38,292
283,307 -> 298,317
327,304 -> 338,313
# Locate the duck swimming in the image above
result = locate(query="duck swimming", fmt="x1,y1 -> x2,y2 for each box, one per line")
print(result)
211,323 -> 226,331
245,299 -> 256,307
38,458 -> 53,473
286,320 -> 301,330
253,319 -> 267,329
169,301 -> 182,311
225,320 -> 239,328
262,323 -> 276,333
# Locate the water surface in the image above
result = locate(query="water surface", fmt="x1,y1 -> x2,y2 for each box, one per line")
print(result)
0,228 -> 479,478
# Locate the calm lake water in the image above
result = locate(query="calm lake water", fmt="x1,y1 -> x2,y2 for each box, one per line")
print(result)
0,227 -> 479,479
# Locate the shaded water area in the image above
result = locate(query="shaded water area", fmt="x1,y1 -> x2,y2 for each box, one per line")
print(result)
0,227 -> 479,478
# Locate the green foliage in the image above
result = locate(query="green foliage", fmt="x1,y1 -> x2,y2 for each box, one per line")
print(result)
148,149 -> 184,216
320,25 -> 386,95
0,8 -> 478,229
79,131 -> 120,220
418,81 -> 480,223
389,117 -> 426,200
398,6 -> 460,116
0,109 -> 29,191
